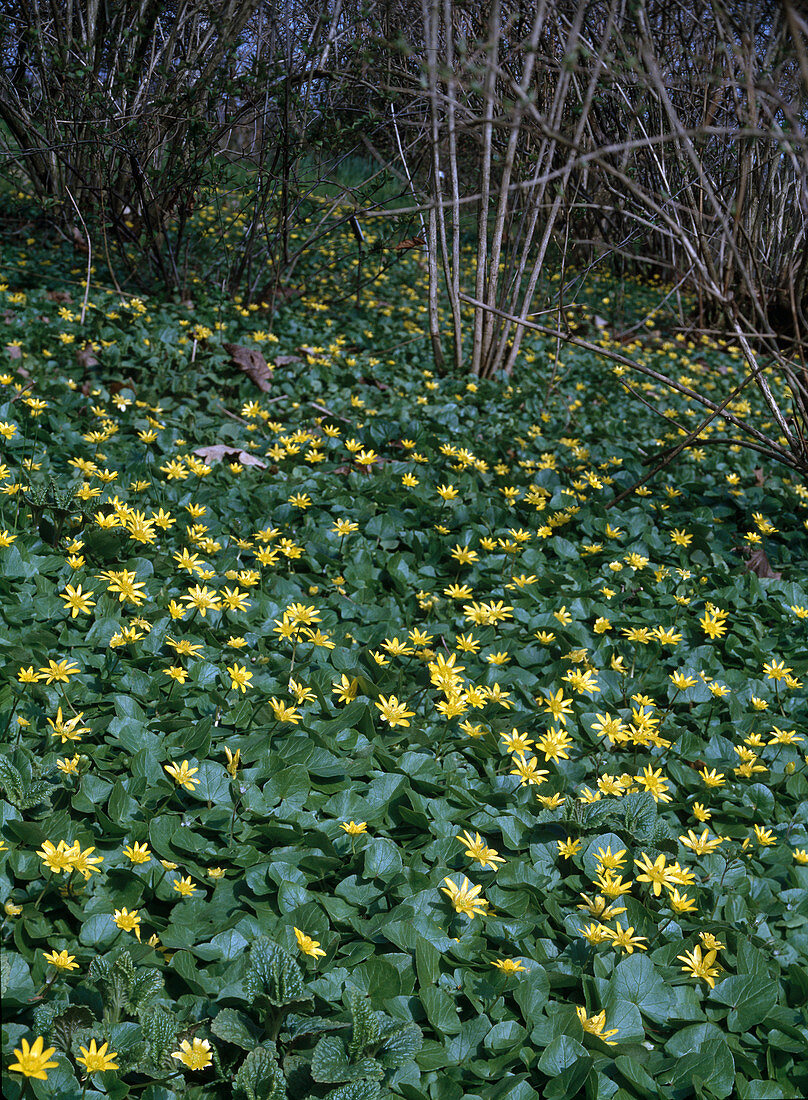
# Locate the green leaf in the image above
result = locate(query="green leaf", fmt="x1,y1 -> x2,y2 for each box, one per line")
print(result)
264,764 -> 310,804
363,837 -> 403,878
140,1006 -> 180,1066
538,1035 -> 588,1074
311,1034 -> 383,1084
322,1083 -> 381,1100
614,1054 -> 658,1095
0,755 -> 25,806
662,1025 -> 735,1098
607,954 -> 671,1023
420,985 -> 460,1035
348,990 -> 382,1058
415,935 -> 440,986
513,966 -> 550,1027
245,938 -> 311,1008
188,761 -> 232,803
212,1007 -> 261,1050
622,793 -> 656,834
234,1045 -> 286,1100
709,973 -> 779,1031
377,1023 -> 423,1068
2,954 -> 36,1006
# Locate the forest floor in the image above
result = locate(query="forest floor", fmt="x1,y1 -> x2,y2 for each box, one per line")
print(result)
1,215 -> 807,1100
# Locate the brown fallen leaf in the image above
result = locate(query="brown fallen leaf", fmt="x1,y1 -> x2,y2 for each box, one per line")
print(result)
70,224 -> 89,252
47,290 -> 72,303
274,354 -> 302,367
77,345 -> 100,370
744,547 -> 782,580
108,379 -> 137,397
394,236 -> 425,252
5,345 -> 22,360
193,444 -> 267,469
224,343 -> 272,392
754,468 -> 765,486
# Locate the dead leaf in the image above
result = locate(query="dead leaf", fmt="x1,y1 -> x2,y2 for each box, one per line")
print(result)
754,468 -> 765,486
394,237 -> 424,252
5,345 -> 22,360
47,290 -> 72,303
274,354 -> 302,367
109,379 -> 137,397
70,224 -> 89,252
193,444 -> 267,469
77,345 -> 100,370
224,343 -> 272,392
745,547 -> 782,580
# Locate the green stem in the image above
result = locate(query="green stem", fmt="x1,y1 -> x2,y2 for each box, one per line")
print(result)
32,870 -> 55,908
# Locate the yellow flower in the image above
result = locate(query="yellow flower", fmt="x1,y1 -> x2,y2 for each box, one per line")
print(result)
182,584 -> 221,616
634,765 -> 672,802
340,821 -> 368,835
634,852 -> 678,896
667,888 -> 698,914
112,908 -> 141,940
59,583 -> 95,617
677,944 -> 721,989
605,924 -> 648,954
699,767 -> 725,788
38,659 -> 81,684
491,958 -> 529,973
164,760 -> 199,791
375,694 -> 416,727
225,747 -> 241,777
36,840 -> 76,875
123,842 -> 152,865
56,754 -> 81,775
557,837 -> 582,858
753,824 -> 776,847
42,949 -> 79,971
509,754 -> 549,787
268,697 -> 302,723
46,707 -> 91,744
578,922 -> 612,944
65,844 -> 100,888
440,876 -> 488,919
456,830 -> 506,870
172,876 -> 198,897
576,1007 -> 619,1044
172,1037 -> 213,1070
332,674 -> 359,704
226,663 -> 253,692
436,483 -> 459,501
679,829 -> 723,856
540,688 -> 574,724
294,926 -> 326,958
7,1036 -> 59,1080
76,1039 -> 118,1073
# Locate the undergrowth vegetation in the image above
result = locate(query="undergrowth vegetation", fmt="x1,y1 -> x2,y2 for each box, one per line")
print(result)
1,207 -> 807,1100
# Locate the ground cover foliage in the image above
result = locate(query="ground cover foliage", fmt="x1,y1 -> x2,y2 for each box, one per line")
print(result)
1,219 -> 808,1100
